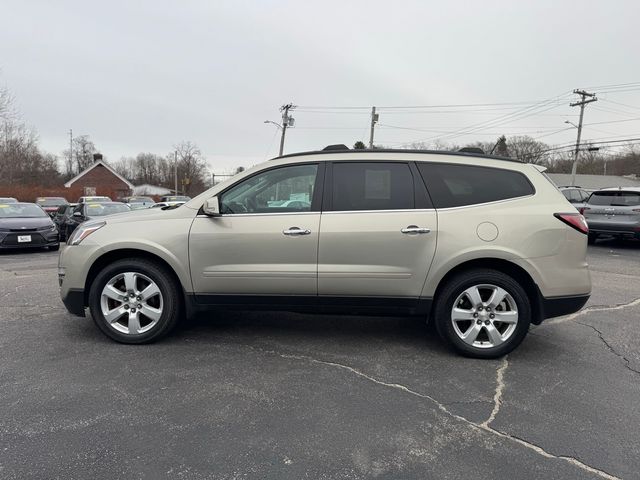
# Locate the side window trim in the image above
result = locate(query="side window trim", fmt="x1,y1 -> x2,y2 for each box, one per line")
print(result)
215,162 -> 324,216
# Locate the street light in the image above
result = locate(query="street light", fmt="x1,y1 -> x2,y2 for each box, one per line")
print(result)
264,120 -> 282,130
564,120 -> 578,129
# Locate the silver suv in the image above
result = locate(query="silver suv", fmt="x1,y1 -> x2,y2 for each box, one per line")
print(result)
581,187 -> 640,244
58,149 -> 591,358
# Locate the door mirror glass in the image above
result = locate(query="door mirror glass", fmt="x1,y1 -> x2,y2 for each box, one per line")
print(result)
203,196 -> 221,216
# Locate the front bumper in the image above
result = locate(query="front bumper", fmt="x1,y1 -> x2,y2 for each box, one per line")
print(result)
0,231 -> 59,249
541,294 -> 590,320
62,288 -> 86,317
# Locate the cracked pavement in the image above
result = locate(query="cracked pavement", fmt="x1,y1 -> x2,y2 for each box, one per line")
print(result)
0,238 -> 639,479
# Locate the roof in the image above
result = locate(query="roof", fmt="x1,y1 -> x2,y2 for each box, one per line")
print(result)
64,160 -> 134,189
546,174 -> 640,190
273,148 -> 522,164
132,184 -> 173,196
599,186 -> 640,192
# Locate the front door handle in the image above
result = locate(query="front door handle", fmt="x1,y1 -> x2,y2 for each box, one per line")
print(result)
283,227 -> 311,236
401,225 -> 431,235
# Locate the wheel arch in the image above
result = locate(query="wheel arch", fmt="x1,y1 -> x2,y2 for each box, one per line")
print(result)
430,258 -> 543,325
84,249 -> 188,310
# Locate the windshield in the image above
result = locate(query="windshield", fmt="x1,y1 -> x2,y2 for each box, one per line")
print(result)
84,197 -> 111,202
589,191 -> 640,207
0,203 -> 48,218
85,203 -> 130,216
37,198 -> 68,207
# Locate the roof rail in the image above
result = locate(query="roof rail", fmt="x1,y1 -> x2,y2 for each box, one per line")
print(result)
322,144 -> 350,151
458,147 -> 485,154
272,148 -> 521,163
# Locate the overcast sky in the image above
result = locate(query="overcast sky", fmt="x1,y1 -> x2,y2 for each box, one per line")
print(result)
2,0 -> 640,173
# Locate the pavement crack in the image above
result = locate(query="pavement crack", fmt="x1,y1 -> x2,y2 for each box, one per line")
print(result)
547,297 -> 640,325
575,320 -> 640,375
480,356 -> 508,428
269,349 -> 620,480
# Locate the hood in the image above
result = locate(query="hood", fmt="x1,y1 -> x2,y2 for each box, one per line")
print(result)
100,204 -> 195,225
0,216 -> 54,230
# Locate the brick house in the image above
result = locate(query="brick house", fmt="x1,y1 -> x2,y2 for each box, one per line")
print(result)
64,160 -> 133,199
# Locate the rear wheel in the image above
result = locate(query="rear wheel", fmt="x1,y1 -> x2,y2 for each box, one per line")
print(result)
588,233 -> 598,245
88,259 -> 181,343
433,269 -> 531,358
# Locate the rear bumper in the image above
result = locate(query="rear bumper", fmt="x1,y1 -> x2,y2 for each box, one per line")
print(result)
587,221 -> 640,236
540,294 -> 590,320
61,288 -> 86,317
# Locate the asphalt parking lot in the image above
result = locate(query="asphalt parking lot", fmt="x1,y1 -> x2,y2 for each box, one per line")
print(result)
1,239 -> 639,480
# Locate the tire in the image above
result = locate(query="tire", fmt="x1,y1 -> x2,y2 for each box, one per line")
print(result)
587,233 -> 598,245
88,258 -> 181,344
433,269 -> 531,359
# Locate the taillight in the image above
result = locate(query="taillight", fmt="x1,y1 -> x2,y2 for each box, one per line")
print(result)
579,207 -> 590,215
554,213 -> 589,235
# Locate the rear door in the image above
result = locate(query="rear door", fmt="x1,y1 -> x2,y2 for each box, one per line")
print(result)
317,161 -> 437,299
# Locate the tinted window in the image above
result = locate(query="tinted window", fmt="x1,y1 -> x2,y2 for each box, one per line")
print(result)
588,191 -> 640,207
331,162 -> 414,211
220,164 -> 318,214
417,163 -> 534,208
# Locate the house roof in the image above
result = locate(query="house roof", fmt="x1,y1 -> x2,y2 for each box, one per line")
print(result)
546,173 -> 640,190
64,160 -> 134,189
132,184 -> 174,196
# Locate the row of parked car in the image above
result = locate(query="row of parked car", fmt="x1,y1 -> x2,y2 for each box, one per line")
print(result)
0,195 -> 191,251
559,186 -> 640,243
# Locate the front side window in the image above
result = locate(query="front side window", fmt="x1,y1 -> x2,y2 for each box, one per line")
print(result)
331,162 -> 414,211
220,164 -> 318,214
417,163 -> 534,208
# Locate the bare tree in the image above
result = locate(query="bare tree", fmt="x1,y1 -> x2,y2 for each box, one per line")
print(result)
173,141 -> 207,195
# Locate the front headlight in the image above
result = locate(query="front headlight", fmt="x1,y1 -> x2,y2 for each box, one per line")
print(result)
68,221 -> 106,246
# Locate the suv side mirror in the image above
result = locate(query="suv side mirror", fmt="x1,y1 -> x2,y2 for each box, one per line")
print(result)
203,196 -> 221,216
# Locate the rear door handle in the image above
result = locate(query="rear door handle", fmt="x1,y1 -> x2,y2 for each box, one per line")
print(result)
401,225 -> 431,235
283,227 -> 311,236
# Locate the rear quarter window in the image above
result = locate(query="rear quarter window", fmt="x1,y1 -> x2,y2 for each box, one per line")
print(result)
417,163 -> 535,208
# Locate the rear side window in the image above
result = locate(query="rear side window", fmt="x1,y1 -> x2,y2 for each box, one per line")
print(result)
331,162 -> 414,211
588,191 -> 640,206
417,163 -> 534,208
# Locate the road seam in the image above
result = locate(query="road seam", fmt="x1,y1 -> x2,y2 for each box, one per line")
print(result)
546,297 -> 640,325
480,356 -> 508,428
269,350 -> 620,480
575,320 -> 640,375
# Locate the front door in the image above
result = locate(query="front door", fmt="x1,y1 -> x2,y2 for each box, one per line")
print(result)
189,163 -> 323,300
318,161 -> 437,299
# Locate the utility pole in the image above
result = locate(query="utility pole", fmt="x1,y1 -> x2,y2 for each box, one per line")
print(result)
369,106 -> 379,149
278,103 -> 296,156
569,89 -> 597,186
69,129 -> 73,171
174,151 -> 178,194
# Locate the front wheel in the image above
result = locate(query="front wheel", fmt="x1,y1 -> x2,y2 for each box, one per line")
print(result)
433,269 -> 531,358
88,259 -> 181,344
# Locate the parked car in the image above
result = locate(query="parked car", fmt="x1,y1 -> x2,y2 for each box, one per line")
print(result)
64,202 -> 131,240
159,195 -> 191,203
0,202 -> 59,251
581,187 -> 640,244
150,201 -> 185,209
0,197 -> 18,203
121,196 -> 156,208
128,202 -> 155,210
53,203 -> 77,242
559,187 -> 592,211
77,196 -> 112,204
36,197 -> 69,216
58,148 -> 590,358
